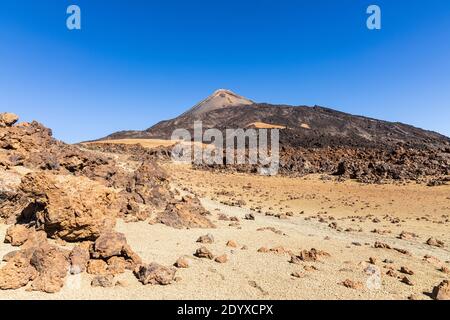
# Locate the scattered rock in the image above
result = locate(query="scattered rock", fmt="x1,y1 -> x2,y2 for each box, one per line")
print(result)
394,248 -> 411,256
69,245 -> 90,274
196,234 -> 214,244
439,266 -> 450,274
426,238 -> 445,248
291,271 -> 305,278
290,248 -> 330,264
244,213 -> 255,221
154,196 -> 215,229
368,257 -> 377,265
86,259 -> 108,275
174,257 -> 191,268
400,276 -> 414,286
215,254 -> 228,264
91,275 -> 115,287
226,240 -> 238,248
431,280 -> 450,300
399,266 -> 414,275
341,279 -> 363,290
4,225 -> 30,246
386,269 -> 398,278
304,265 -> 318,272
194,246 -> 214,259
374,241 -> 391,249
0,113 -> 19,127
92,232 -> 127,259
134,263 -> 176,285
398,231 -> 418,240
423,255 -> 441,266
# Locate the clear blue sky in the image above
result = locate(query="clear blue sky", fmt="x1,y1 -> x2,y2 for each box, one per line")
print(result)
0,0 -> 449,143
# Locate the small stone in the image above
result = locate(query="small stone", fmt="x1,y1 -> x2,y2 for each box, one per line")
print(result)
215,254 -> 228,263
244,214 -> 255,220
115,280 -> 128,287
400,276 -> 414,286
196,234 -> 214,244
91,275 -> 114,287
134,263 -> 176,285
174,257 -> 191,268
426,238 -> 445,248
86,259 -> 108,275
194,246 -> 214,259
399,266 -> 414,275
291,271 -> 304,278
431,280 -> 450,300
341,279 -> 363,290
439,266 -> 450,274
226,240 -> 238,248
386,269 -> 398,278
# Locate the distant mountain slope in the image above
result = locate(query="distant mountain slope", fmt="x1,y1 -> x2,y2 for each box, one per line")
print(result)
100,90 -> 450,149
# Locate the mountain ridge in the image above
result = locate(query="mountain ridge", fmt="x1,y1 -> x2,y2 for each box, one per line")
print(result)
98,90 -> 450,150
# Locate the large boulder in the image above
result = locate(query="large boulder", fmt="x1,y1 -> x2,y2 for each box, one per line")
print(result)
0,113 -> 19,127
12,172 -> 117,241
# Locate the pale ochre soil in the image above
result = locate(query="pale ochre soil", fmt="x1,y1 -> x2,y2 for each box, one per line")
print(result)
246,122 -> 286,129
0,163 -> 449,300
84,139 -> 178,148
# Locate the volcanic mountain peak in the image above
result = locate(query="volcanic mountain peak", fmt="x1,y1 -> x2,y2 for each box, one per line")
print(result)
181,89 -> 254,117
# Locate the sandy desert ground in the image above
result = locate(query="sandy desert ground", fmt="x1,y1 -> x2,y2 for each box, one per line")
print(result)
87,139 -> 179,149
1,157 -> 448,300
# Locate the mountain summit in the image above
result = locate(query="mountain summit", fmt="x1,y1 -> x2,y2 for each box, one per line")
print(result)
181,89 -> 254,117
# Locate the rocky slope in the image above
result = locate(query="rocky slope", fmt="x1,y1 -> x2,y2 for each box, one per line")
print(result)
0,112 -> 214,293
103,90 -> 450,150
98,90 -> 450,184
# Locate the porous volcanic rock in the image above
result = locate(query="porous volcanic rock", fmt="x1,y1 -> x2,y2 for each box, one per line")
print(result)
0,254 -> 37,290
10,172 -> 117,241
4,224 -> 31,246
432,280 -> 450,300
69,244 -> 91,274
91,232 -> 127,259
134,263 -> 176,285
0,113 -> 19,127
29,244 -> 70,293
153,196 -> 215,229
